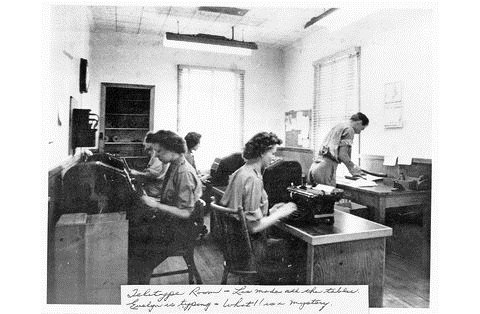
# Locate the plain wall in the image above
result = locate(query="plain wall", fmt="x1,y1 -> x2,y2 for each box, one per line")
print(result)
45,5 -> 91,170
88,32 -> 286,147
283,9 -> 436,159
46,7 -> 436,170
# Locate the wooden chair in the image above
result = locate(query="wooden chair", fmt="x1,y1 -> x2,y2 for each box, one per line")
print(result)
150,199 -> 205,284
209,197 -> 258,284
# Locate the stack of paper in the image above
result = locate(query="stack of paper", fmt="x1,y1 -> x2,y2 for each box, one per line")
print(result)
312,184 -> 336,194
336,177 -> 378,187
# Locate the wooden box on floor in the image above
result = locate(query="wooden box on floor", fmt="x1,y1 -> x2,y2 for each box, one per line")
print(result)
54,212 -> 128,304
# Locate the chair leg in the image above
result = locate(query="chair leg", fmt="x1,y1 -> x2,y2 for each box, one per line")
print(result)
184,253 -> 203,284
221,266 -> 229,285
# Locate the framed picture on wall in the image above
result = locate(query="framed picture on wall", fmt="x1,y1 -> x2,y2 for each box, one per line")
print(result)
79,58 -> 90,93
285,109 -> 312,148
384,81 -> 403,104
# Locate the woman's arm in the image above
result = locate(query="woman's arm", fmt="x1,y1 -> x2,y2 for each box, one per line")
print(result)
139,168 -> 199,219
242,177 -> 296,233
247,202 -> 297,234
140,195 -> 193,219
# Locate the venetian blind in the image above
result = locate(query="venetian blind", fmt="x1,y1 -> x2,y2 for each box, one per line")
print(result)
312,47 -> 361,172
177,65 -> 245,172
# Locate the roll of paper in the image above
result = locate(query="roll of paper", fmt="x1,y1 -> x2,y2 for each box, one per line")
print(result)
104,135 -> 110,142
112,136 -> 120,142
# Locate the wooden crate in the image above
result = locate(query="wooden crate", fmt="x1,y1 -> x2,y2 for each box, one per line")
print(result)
85,212 -> 128,304
53,212 -> 128,304
54,213 -> 87,304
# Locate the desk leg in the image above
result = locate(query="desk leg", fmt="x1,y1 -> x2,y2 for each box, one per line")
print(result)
375,199 -> 387,224
422,203 -> 431,276
306,244 -> 314,284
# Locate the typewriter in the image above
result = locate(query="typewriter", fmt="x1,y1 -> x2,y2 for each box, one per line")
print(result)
262,159 -> 343,225
282,184 -> 344,225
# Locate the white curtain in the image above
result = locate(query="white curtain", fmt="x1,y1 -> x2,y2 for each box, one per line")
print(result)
312,47 -> 361,176
178,65 -> 244,172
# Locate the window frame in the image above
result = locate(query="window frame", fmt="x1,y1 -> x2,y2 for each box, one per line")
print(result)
311,47 -> 362,168
177,64 -> 245,170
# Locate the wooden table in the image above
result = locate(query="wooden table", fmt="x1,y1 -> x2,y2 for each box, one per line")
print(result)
210,186 -> 392,308
277,211 -> 392,307
336,181 -> 431,224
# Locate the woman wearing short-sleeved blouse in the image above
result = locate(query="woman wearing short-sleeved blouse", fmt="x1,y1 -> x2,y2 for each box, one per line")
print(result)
128,130 -> 202,284
221,164 -> 268,228
220,132 -> 298,282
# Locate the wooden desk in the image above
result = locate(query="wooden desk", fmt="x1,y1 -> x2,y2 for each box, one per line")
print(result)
336,181 -> 431,224
277,211 -> 392,307
211,186 -> 392,308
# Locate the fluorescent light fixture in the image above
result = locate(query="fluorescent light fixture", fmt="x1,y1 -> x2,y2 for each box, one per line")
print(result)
305,8 -> 380,32
304,8 -> 338,29
163,32 -> 258,56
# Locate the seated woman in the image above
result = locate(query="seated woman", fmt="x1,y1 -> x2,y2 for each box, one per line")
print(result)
184,131 -> 210,183
220,132 -> 298,283
130,132 -> 169,197
128,130 -> 203,284
184,132 -> 201,171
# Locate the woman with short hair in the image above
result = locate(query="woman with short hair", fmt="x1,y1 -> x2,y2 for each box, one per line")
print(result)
128,130 -> 202,284
184,131 -> 202,171
220,132 -> 298,283
129,131 -> 169,197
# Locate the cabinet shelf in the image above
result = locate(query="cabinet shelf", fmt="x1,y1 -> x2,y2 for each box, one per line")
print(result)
105,128 -> 150,130
105,142 -> 144,145
107,113 -> 149,116
101,83 -> 154,170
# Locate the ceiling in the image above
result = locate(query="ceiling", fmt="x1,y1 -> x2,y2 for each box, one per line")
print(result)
88,6 -> 378,48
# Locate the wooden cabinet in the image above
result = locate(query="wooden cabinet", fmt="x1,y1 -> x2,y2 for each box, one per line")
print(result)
100,83 -> 154,169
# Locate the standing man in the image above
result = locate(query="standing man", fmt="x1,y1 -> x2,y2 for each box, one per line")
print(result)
308,112 -> 369,187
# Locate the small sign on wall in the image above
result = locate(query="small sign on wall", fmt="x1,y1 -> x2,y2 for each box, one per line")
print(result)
285,110 -> 312,148
384,81 -> 404,128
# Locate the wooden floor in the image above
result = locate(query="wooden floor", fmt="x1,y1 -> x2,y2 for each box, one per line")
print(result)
150,210 -> 430,308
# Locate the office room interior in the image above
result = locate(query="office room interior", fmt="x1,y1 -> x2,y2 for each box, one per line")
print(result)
45,4 -> 436,311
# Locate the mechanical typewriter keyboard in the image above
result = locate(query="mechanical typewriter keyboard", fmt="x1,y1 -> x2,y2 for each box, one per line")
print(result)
279,184 -> 343,226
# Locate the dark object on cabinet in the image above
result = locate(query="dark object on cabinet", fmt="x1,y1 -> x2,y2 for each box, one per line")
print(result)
71,108 -> 98,149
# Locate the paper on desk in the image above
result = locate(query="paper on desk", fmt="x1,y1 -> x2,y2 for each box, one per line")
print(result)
312,184 -> 336,194
364,174 -> 384,181
398,156 -> 412,165
383,155 -> 397,166
337,177 -> 378,187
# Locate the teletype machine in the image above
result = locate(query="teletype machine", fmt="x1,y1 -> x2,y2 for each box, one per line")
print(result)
60,153 -> 145,222
263,160 -> 344,225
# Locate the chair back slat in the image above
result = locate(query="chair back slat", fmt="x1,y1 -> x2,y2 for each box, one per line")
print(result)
210,198 -> 255,271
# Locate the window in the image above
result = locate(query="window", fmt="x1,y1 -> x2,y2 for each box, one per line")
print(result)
312,47 -> 361,176
177,65 -> 245,172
